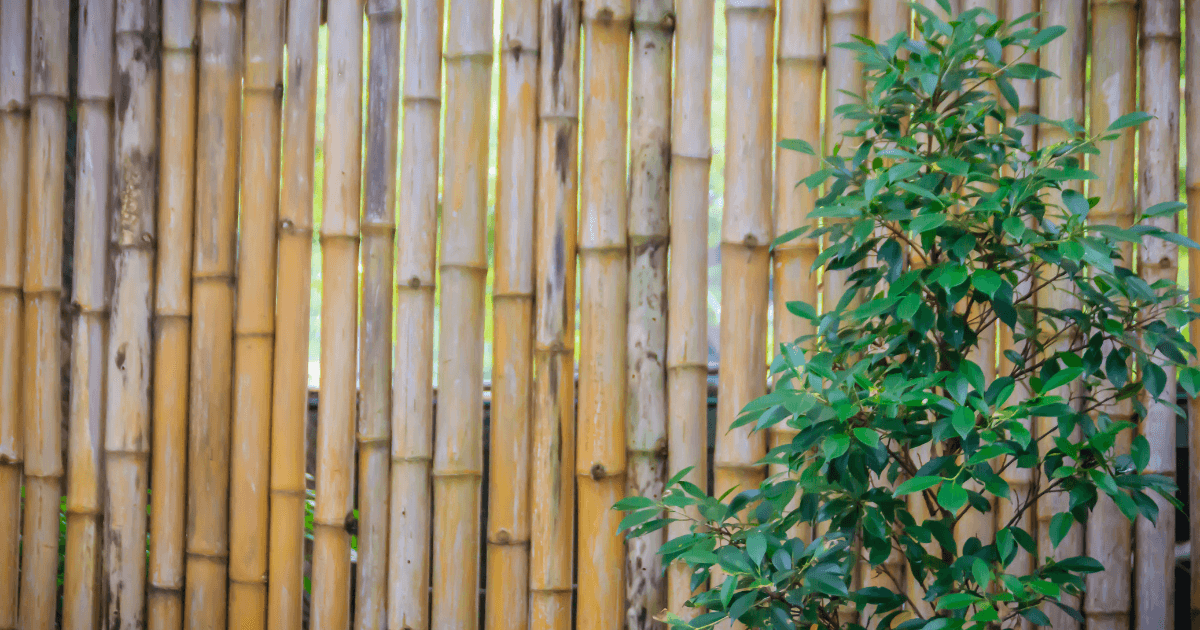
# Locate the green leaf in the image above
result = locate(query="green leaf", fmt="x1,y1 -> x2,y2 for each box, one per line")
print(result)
822,434 -> 851,460
777,138 -> 815,155
1180,367 -> 1200,397
1107,111 -> 1153,131
728,592 -> 756,622
1143,200 -> 1186,218
1131,434 -> 1151,471
1061,189 -> 1089,216
1028,24 -> 1066,50
937,593 -> 980,611
720,573 -> 737,608
852,427 -> 880,447
747,532 -> 767,565
1049,512 -> 1073,548
952,407 -> 975,438
971,557 -> 993,589
897,293 -> 921,320
971,270 -> 1002,297
894,475 -> 943,497
938,482 -> 968,512
614,496 -> 656,511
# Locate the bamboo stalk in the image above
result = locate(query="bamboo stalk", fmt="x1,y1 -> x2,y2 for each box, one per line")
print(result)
266,0 -> 319,627
311,1 -> 365,627
19,0 -> 69,627
529,0 -> 581,624
227,0 -> 283,626
625,0 -> 672,627
357,1 -> 401,628
1187,1 -> 1200,626
1134,1 -> 1180,628
149,1 -> 199,627
185,1 -> 242,626
388,0 -> 443,620
665,0 -> 711,618
60,0 -> 114,627
486,0 -> 537,625
0,0 -> 29,624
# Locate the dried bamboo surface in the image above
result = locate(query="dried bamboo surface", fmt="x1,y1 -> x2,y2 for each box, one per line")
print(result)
1188,0 -> 1200,626
665,0 -> 712,618
20,1 -> 70,627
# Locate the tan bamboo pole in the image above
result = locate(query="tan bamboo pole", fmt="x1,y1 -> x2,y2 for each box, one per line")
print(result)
149,1 -> 199,626
0,0 -> 29,624
266,0 -> 319,627
625,0 -> 672,626
227,0 -> 283,626
357,1 -> 402,628
1085,3 -> 1136,630
529,0 -> 581,624
1188,1 -> 1200,626
665,0 -> 711,618
486,0 -> 537,625
1134,1 -> 1180,627
19,1 -> 69,626
185,1 -> 242,626
60,0 -> 114,627
311,0 -> 364,627
388,0 -> 443,619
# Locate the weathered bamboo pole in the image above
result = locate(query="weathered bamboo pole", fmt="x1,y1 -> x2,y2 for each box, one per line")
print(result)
1188,1 -> 1200,626
149,1 -> 199,626
266,0 -> 319,627
0,0 -> 29,624
625,0 -> 672,627
185,1 -> 242,626
19,1 -> 69,626
61,0 -> 114,627
665,0 -> 711,618
486,0 -> 537,626
529,0 -> 581,625
1134,1 -> 1180,628
227,0 -> 283,626
357,1 -> 401,628
388,0 -> 443,620
311,1 -> 364,627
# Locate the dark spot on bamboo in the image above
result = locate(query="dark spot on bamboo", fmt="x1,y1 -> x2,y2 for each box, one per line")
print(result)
408,276 -> 421,288
743,234 -> 759,247
495,529 -> 511,544
115,344 -> 127,371
550,2 -> 566,94
596,8 -> 614,21
590,463 -> 606,480
554,127 -> 571,181
344,511 -> 358,535
116,71 -> 133,121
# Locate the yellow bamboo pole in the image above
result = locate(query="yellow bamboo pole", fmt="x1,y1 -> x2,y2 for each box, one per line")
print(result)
665,0 -> 711,618
150,1 -> 199,627
487,0 -> 537,625
227,0 -> 283,626
1086,3 -> 1136,630
267,0 -> 319,627
357,1 -> 401,628
529,0 -> 580,624
186,1 -> 242,626
388,0 -> 443,619
1134,1 -> 1180,628
0,0 -> 29,624
1188,0 -> 1200,625
19,1 -> 69,627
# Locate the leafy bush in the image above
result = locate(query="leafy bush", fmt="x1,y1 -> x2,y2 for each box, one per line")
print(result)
619,3 -> 1198,629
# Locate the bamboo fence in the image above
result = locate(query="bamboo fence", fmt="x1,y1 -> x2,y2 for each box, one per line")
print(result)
0,2 -> 1196,629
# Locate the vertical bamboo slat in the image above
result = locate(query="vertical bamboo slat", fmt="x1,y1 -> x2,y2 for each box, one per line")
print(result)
665,0 -> 711,618
20,1 -> 69,626
357,1 -> 402,628
228,0 -> 283,626
1188,0 -> 1200,625
186,1 -> 242,626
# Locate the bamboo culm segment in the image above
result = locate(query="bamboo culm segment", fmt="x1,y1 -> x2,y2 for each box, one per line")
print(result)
1188,1 -> 1200,627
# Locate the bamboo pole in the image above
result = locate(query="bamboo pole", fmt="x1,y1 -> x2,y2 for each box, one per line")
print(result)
311,1 -> 365,627
19,0 -> 69,627
227,0 -> 283,626
1188,1 -> 1200,626
625,0 -> 672,627
150,1 -> 199,627
1085,3 -> 1136,630
388,0 -> 443,619
486,0 -> 537,625
0,0 -> 29,624
357,1 -> 401,628
1134,1 -> 1180,628
267,0 -> 319,627
185,1 -> 242,626
61,0 -> 114,627
665,0 -> 711,618
529,0 -> 581,624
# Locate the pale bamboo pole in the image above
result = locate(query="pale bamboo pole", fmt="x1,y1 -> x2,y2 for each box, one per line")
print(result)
60,0 -> 114,627
1134,1 -> 1180,628
1188,1 -> 1200,625
529,0 -> 581,624
665,0 -> 711,618
0,0 -> 29,624
388,0 -> 443,619
357,1 -> 402,628
1085,3 -> 1136,630
185,1 -> 242,626
227,0 -> 283,626
150,1 -> 199,627
19,1 -> 69,627
311,1 -> 365,627
266,0 -> 319,627
486,0 -> 537,625
625,0 -> 672,627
